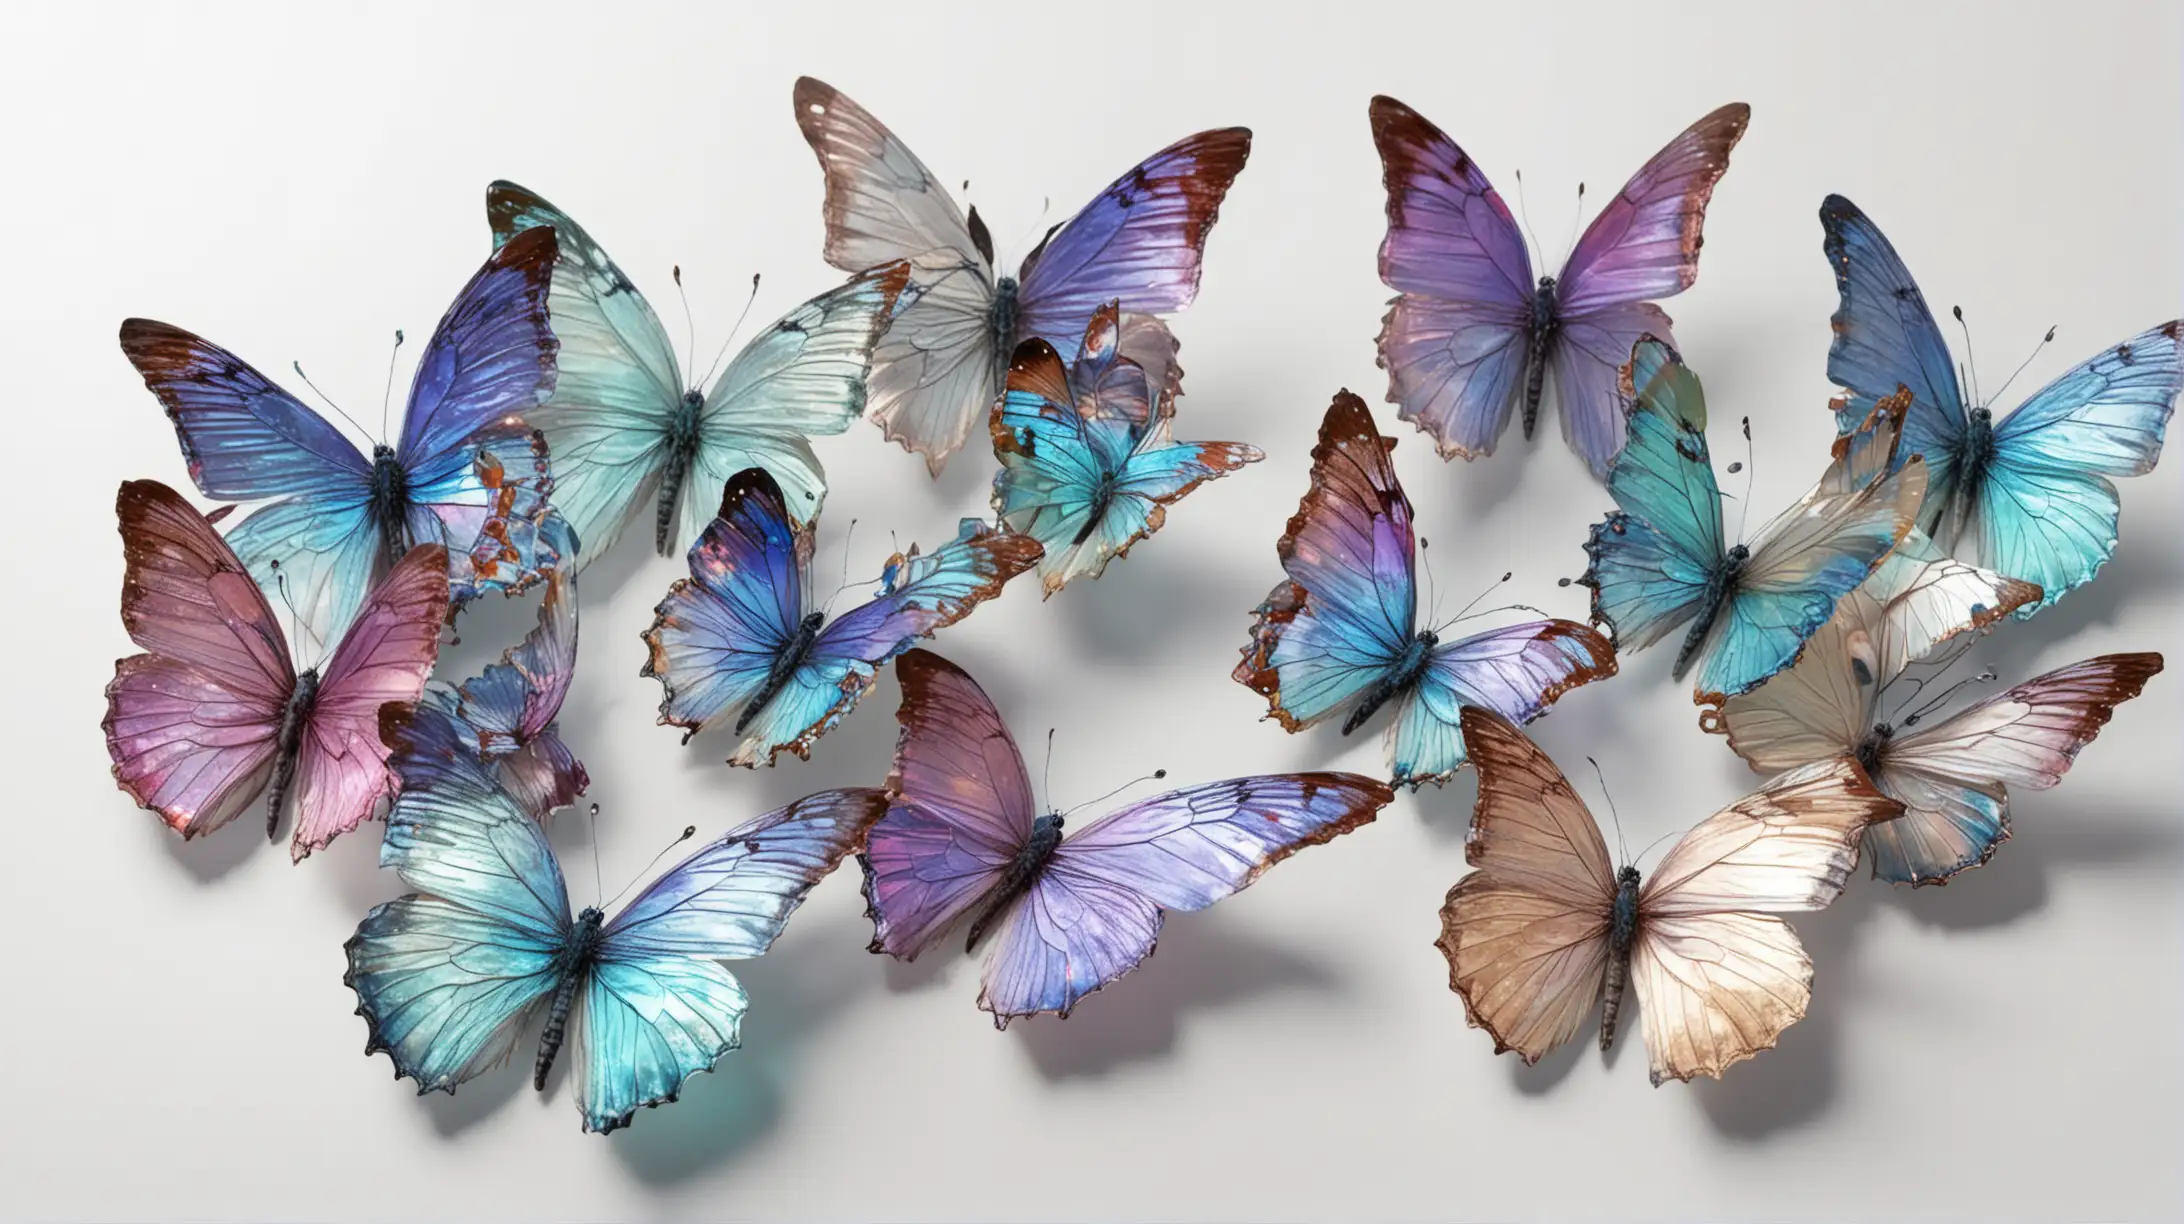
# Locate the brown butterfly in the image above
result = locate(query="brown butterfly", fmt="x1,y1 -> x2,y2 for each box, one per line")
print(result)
1436,707 -> 1902,1083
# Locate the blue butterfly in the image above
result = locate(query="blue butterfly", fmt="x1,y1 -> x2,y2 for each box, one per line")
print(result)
347,697 -> 887,1134
992,303 -> 1262,596
119,227 -> 568,647
1579,338 -> 1926,712
1821,195 -> 2181,616
641,468 -> 1042,767
488,181 -> 910,565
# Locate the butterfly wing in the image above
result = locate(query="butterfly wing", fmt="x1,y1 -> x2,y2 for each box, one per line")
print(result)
862,650 -> 1037,960
1389,620 -> 1617,788
674,262 -> 913,551
573,789 -> 887,1134
1235,391 -> 1416,731
1578,339 -> 1723,651
1367,96 -> 1534,461
289,543 -> 450,860
1866,653 -> 2163,884
1630,757 -> 1900,1084
486,181 -> 685,563
639,469 -> 810,748
103,481 -> 294,838
1434,708 -> 1616,1064
346,700 -> 573,1095
451,564 -> 587,819
1972,322 -> 2182,614
976,772 -> 1389,1027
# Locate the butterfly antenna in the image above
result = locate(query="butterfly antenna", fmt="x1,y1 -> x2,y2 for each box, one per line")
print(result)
697,273 -> 765,393
1632,827 -> 1681,872
672,265 -> 698,390
1953,305 -> 1981,407
587,803 -> 604,905
266,560 -> 325,663
1732,416 -> 1755,544
1061,768 -> 1170,820
819,518 -> 861,615
1419,537 -> 1442,628
1040,728 -> 1057,811
1901,668 -> 1997,728
602,824 -> 698,911
290,360 -> 374,441
1512,168 -> 1547,273
1007,197 -> 1053,263
378,329 -> 405,442
1587,756 -> 1628,866
1437,570 -> 1510,631
1559,181 -> 1586,271
1987,325 -> 2058,408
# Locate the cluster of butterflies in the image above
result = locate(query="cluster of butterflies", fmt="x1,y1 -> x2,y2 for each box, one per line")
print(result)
101,82 -> 2170,1132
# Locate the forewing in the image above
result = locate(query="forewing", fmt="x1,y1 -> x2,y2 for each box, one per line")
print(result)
1456,707 -> 1616,902
792,76 -> 981,274
1884,653 -> 2162,792
1555,103 -> 1749,315
1639,756 -> 1900,917
397,226 -> 559,475
1389,620 -> 1617,787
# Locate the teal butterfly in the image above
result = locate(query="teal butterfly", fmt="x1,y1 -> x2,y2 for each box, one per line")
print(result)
487,182 -> 910,566
346,698 -> 886,1133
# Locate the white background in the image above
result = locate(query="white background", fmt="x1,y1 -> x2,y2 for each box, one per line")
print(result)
6,3 -> 2180,1220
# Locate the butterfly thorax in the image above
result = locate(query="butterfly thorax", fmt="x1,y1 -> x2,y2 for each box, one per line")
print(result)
1521,277 -> 1561,439
265,668 -> 321,840
534,906 -> 606,1091
1342,629 -> 1440,735
655,390 -> 707,555
736,611 -> 827,735
965,811 -> 1066,953
1600,865 -> 1642,1051
1854,722 -> 1895,777
1957,407 -> 1997,498
1673,544 -> 1749,681
989,276 -> 1021,347
368,445 -> 414,573
1074,469 -> 1120,546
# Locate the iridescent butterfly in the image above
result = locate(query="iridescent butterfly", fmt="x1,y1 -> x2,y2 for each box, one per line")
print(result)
488,181 -> 911,563
103,480 -> 448,860
1371,97 -> 1749,476
347,698 -> 886,1134
991,302 -> 1261,596
1820,194 -> 2181,615
1235,391 -> 1616,788
862,650 -> 1393,1027
1715,528 -> 2162,884
794,76 -> 1250,473
119,228 -> 564,647
641,468 -> 1041,766
1577,338 -> 1926,713
1437,707 -> 1901,1084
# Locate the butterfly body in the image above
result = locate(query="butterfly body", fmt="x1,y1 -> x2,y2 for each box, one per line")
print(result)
265,668 -> 322,837
653,390 -> 709,554
1521,277 -> 1560,437
964,811 -> 1066,953
1599,865 -> 1642,1050
1672,542 -> 1749,681
735,611 -> 830,737
1343,629 -> 1439,736
532,906 -> 606,1090
987,276 -> 1021,350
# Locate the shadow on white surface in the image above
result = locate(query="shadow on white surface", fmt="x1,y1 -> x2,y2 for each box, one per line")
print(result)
156,815 -> 260,882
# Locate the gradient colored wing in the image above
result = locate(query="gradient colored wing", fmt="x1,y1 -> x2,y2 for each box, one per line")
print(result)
1971,322 -> 2182,613
103,481 -> 292,838
1235,391 -> 1414,730
1555,103 -> 1749,316
1866,653 -> 2163,884
487,180 -> 685,562
450,563 -> 587,819
1435,708 -> 1615,1064
1387,620 -> 1618,788
1368,96 -> 1534,460
289,543 -> 450,860
1630,756 -> 1899,1084
863,650 -> 1036,960
1579,339 -> 1721,651
639,469 -> 810,746
794,76 -> 980,275
395,225 -> 558,477
1012,127 -> 1253,341
425,431 -> 571,612
976,772 -> 1390,1026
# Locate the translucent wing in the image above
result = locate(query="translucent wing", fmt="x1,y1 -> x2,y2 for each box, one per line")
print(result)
1555,103 -> 1750,315
1235,392 -> 1414,730
448,562 -> 588,819
1368,96 -> 1534,460
1549,302 -> 1676,477
1434,708 -> 1616,1064
863,650 -> 1036,961
793,76 -> 981,275
976,772 -> 1389,1026
103,481 -> 293,839
395,225 -> 560,478
1387,621 -> 1617,788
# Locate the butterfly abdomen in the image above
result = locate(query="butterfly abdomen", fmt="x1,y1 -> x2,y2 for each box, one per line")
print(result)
1073,471 -> 1119,546
1343,630 -> 1438,735
1521,278 -> 1559,439
534,907 -> 607,1091
655,392 -> 706,555
265,668 -> 320,840
1956,407 -> 1996,508
966,812 -> 1066,952
736,612 -> 827,735
1673,544 -> 1748,681
369,446 -> 414,574
1599,866 -> 1642,1051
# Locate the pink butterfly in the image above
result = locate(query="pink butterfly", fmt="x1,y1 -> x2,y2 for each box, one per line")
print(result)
103,480 -> 449,861
1437,707 -> 1901,1084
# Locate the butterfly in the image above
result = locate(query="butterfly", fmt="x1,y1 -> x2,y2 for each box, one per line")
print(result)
862,649 -> 1393,1027
487,181 -> 912,564
991,302 -> 1262,596
1436,706 -> 1902,1084
119,227 -> 566,648
794,76 -> 1251,473
103,480 -> 449,861
1234,390 -> 1616,788
1577,337 -> 1926,713
1820,195 -> 2181,616
347,696 -> 887,1134
418,542 -> 588,821
641,467 -> 1042,766
1715,530 -> 2162,883
1371,96 -> 1750,477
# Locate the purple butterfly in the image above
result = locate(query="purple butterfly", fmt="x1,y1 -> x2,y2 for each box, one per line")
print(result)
861,649 -> 1394,1028
1371,97 -> 1749,476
